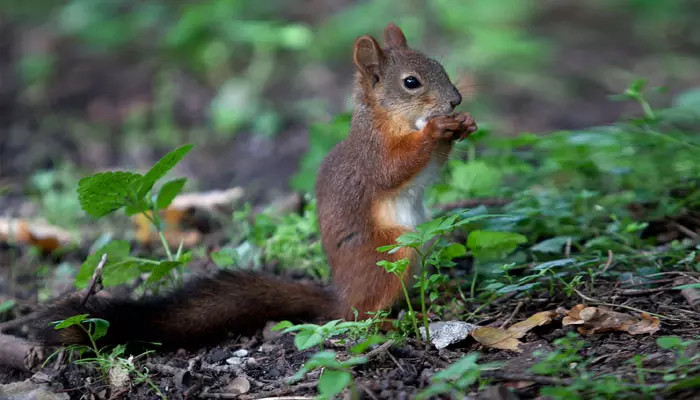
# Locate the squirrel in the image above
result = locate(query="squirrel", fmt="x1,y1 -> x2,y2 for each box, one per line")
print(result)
29,23 -> 477,350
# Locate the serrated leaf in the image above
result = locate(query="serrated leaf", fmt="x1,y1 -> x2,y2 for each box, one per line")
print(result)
441,243 -> 466,260
156,178 -> 187,210
318,370 -> 351,397
77,171 -> 142,218
137,144 -> 193,197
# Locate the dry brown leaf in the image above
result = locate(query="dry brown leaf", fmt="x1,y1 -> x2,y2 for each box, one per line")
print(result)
506,311 -> 556,339
560,304 -> 660,335
471,327 -> 522,352
0,218 -> 78,251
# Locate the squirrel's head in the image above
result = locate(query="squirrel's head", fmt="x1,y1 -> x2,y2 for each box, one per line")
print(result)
353,23 -> 462,131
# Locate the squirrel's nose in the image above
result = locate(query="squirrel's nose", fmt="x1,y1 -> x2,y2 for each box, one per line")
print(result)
449,91 -> 462,108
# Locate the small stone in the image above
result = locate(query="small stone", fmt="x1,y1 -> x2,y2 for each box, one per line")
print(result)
232,349 -> 249,357
226,357 -> 243,366
224,376 -> 250,394
419,320 -> 478,349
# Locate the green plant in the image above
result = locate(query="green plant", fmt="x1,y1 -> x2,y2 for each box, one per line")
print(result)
417,353 -> 501,399
44,314 -> 165,398
74,144 -> 194,291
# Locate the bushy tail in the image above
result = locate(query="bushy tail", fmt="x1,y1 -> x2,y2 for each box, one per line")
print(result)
31,270 -> 338,349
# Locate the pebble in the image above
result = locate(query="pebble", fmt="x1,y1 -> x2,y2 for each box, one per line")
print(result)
232,349 -> 249,357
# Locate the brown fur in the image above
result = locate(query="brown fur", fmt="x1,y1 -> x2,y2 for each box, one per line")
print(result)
29,23 -> 477,350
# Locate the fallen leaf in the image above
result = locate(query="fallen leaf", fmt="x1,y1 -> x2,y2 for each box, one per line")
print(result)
472,327 -> 522,352
560,304 -> 660,335
506,311 -> 556,339
0,218 -> 78,251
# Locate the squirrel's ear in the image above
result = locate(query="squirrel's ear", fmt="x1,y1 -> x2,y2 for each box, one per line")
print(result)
383,23 -> 407,49
353,35 -> 384,79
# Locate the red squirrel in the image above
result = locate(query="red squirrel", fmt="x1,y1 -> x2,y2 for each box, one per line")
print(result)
30,23 -> 477,349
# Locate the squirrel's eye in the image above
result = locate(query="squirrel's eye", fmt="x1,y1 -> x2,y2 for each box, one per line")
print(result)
403,76 -> 422,90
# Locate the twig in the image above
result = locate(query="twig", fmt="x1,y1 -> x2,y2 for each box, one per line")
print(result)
233,381 -> 319,400
672,222 -> 699,239
617,287 -> 675,296
144,362 -> 214,382
81,253 -> 107,307
565,238 -> 572,258
481,370 -> 573,386
365,340 -> 394,360
675,278 -> 700,311
601,250 -> 614,274
573,289 -> 680,320
499,301 -> 523,329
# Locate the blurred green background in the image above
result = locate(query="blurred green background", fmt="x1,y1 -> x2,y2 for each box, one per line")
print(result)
1,0 -> 699,206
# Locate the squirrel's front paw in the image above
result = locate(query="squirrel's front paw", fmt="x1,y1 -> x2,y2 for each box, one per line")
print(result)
452,112 -> 478,141
425,115 -> 463,140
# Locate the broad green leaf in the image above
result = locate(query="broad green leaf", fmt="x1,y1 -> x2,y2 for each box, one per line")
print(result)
156,177 -> 187,209
673,283 -> 700,290
85,318 -> 110,341
137,144 -> 193,197
271,321 -> 294,331
53,314 -> 89,330
0,300 -> 16,314
449,160 -> 503,196
145,261 -> 182,286
657,336 -> 683,349
467,230 -> 527,260
74,240 -> 146,288
77,171 -> 142,218
211,248 -> 237,267
350,335 -> 386,355
294,330 -> 325,350
318,370 -> 351,397
441,243 -> 467,260
532,236 -> 573,254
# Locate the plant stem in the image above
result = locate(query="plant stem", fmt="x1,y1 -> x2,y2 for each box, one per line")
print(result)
419,257 -> 430,345
397,273 -> 420,341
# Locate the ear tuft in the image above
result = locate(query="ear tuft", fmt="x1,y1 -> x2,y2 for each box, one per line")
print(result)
353,35 -> 384,78
383,23 -> 408,49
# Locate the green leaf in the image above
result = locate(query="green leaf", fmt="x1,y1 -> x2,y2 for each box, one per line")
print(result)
85,318 -> 110,341
467,230 -> 527,260
294,330 -> 325,350
272,321 -> 295,331
156,178 -> 187,209
441,243 -> 467,260
74,240 -> 146,288
211,248 -> 237,267
657,336 -> 683,349
449,160 -> 503,196
532,236 -> 573,254
0,299 -> 16,314
77,171 -> 142,218
53,314 -> 89,330
137,144 -> 194,197
350,334 -> 386,355
673,283 -> 700,290
318,370 -> 351,397
145,261 -> 182,286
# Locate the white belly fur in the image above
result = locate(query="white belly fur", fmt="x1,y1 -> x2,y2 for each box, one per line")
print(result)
391,155 -> 442,229
385,155 -> 443,277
